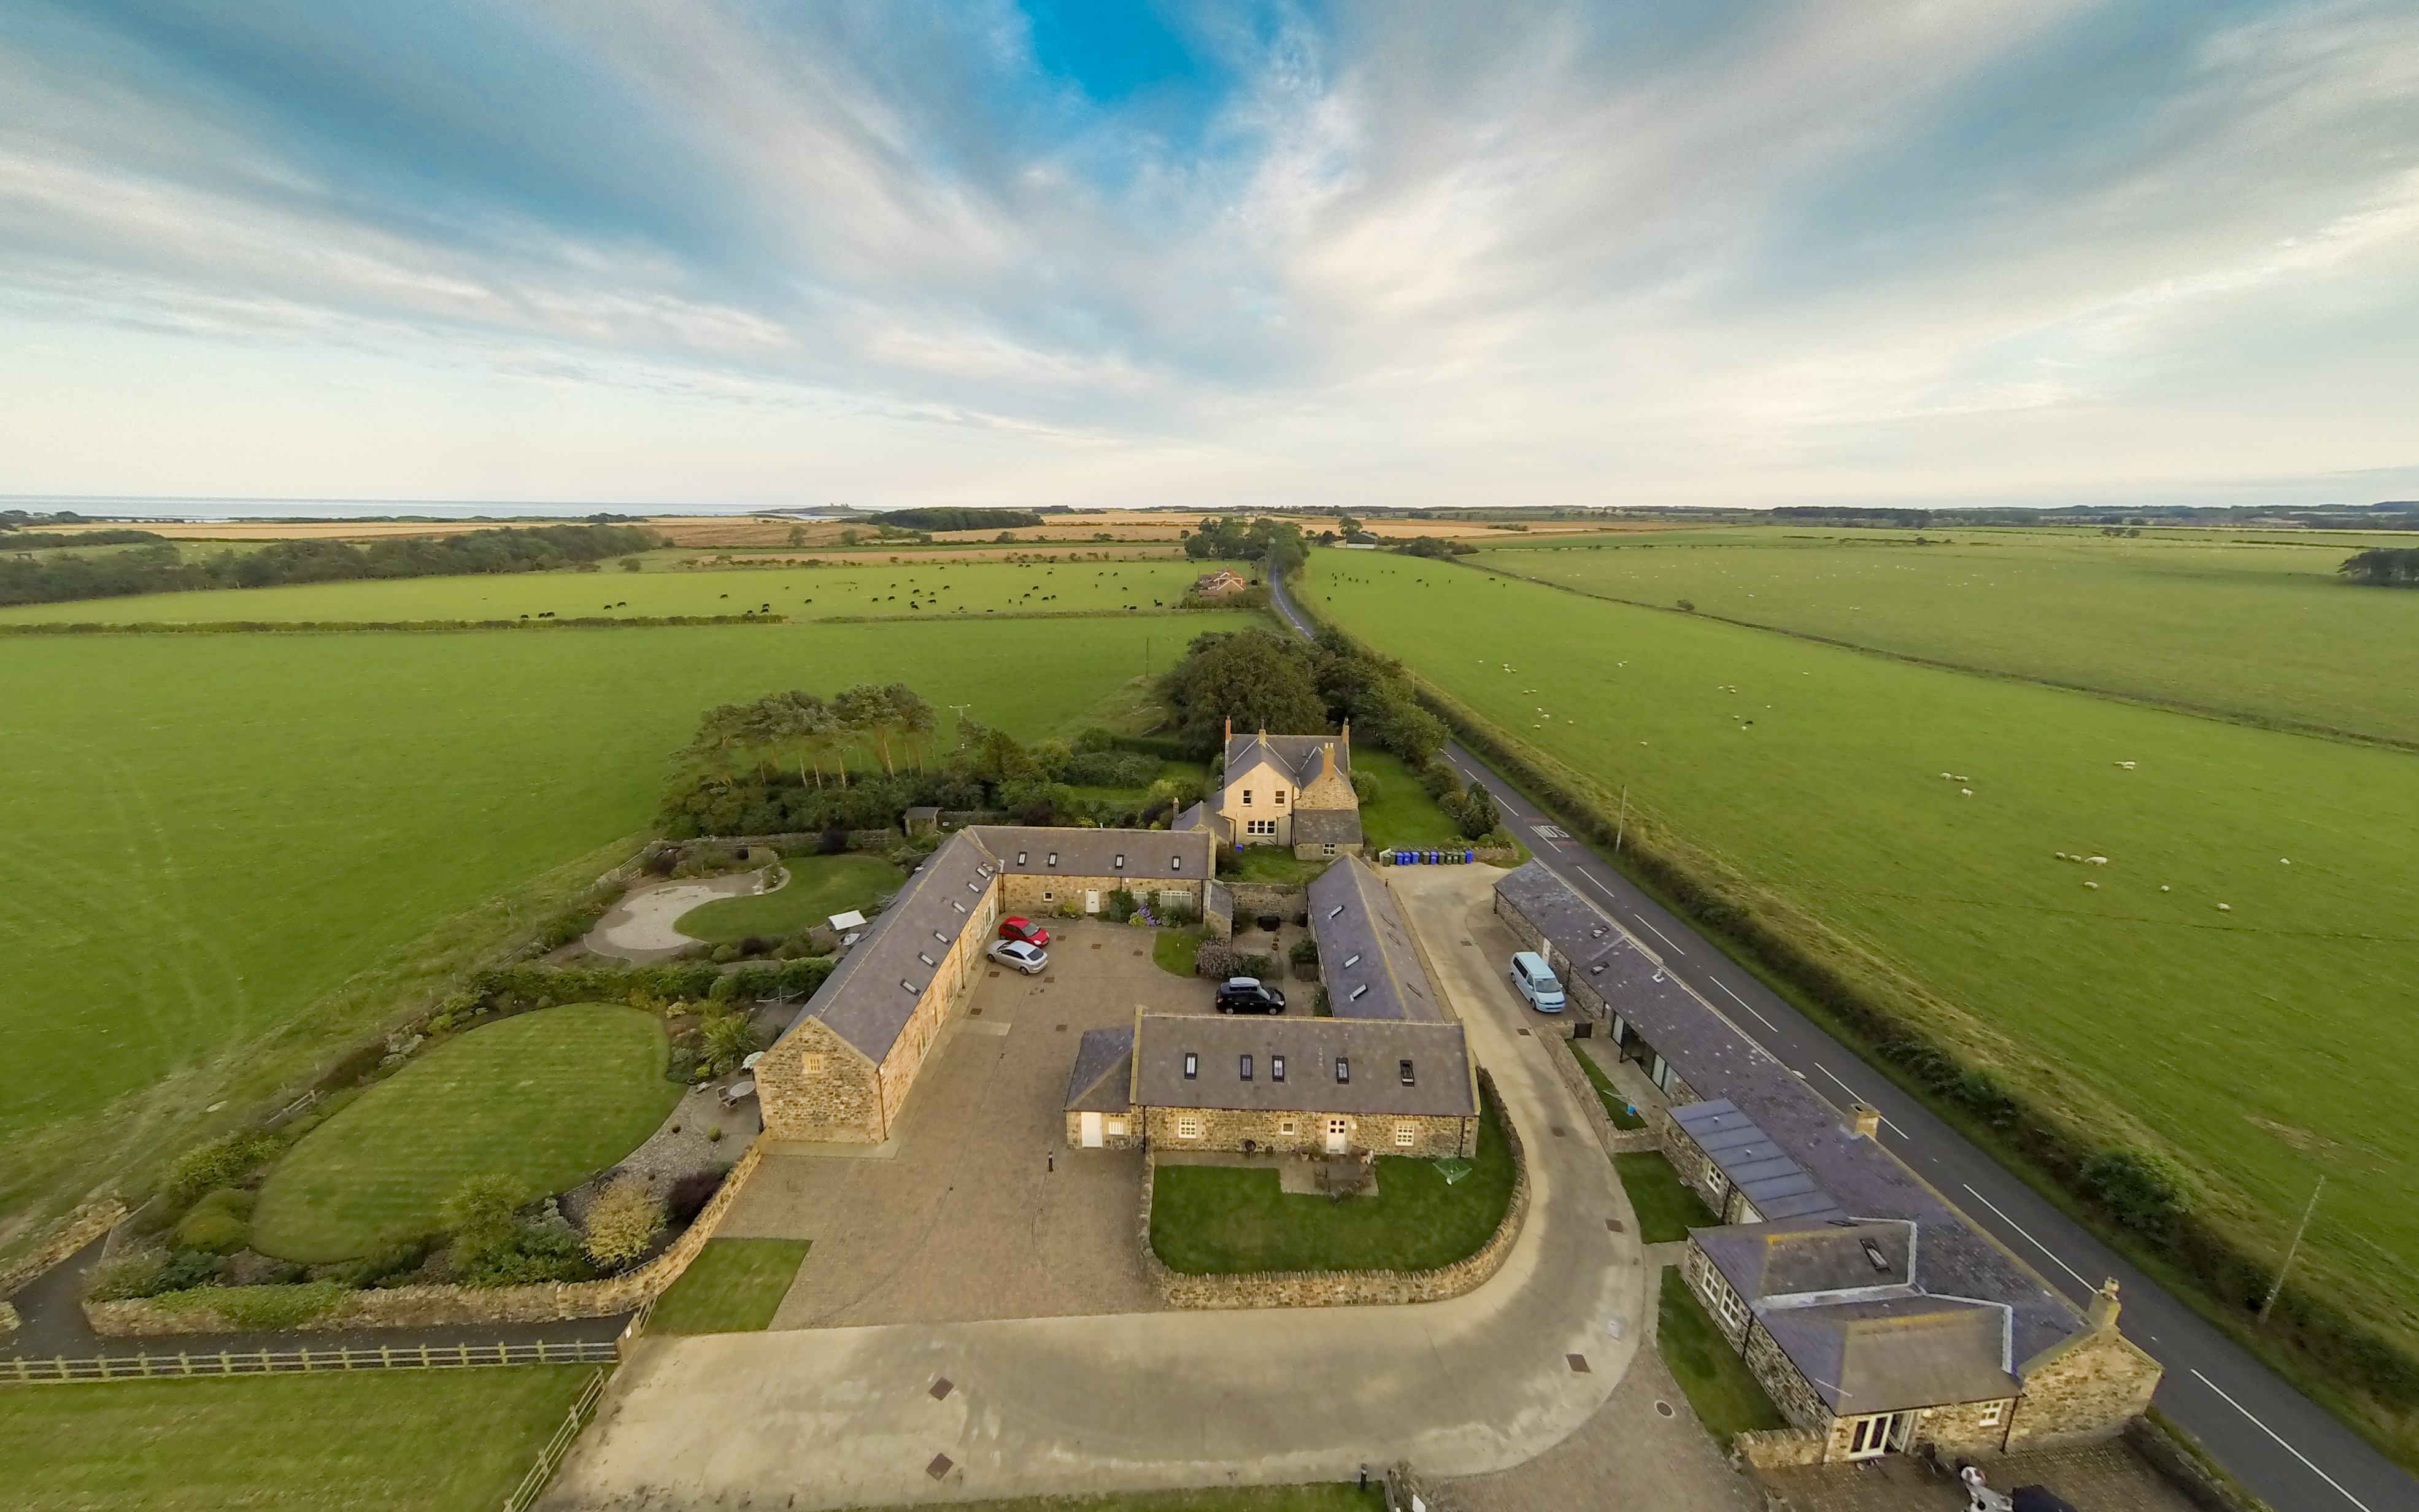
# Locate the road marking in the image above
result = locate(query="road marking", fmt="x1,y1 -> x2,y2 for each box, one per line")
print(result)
1707,976 -> 1779,1030
1958,1184 -> 2095,1292
1630,914 -> 1686,954
1530,823 -> 1570,841
1809,1062 -> 1907,1136
2191,1368 -> 2375,1512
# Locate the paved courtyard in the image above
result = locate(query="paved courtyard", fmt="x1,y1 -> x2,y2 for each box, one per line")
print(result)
715,918 -> 1213,1328
1754,1440 -> 2199,1512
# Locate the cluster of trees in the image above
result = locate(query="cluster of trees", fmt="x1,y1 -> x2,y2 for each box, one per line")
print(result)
873,507 -> 1043,532
2340,547 -> 2419,587
1394,536 -> 1476,558
0,522 -> 657,608
2,528 -> 165,550
659,685 -> 1202,836
1182,515 -> 1307,573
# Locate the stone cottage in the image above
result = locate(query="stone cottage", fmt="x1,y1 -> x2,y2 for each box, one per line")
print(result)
1491,862 -> 2162,1465
755,825 -> 1213,1144
1176,720 -> 1363,858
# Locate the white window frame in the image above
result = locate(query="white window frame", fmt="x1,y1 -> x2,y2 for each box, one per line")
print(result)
1176,1115 -> 1202,1140
1977,1400 -> 2005,1428
1394,1124 -> 1416,1148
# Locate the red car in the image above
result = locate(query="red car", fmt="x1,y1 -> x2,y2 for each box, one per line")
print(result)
998,917 -> 1051,947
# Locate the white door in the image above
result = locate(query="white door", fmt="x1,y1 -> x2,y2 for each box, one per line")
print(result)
1079,1112 -> 1104,1149
1084,889 -> 1101,914
1844,1411 -> 1913,1460
1326,1118 -> 1349,1154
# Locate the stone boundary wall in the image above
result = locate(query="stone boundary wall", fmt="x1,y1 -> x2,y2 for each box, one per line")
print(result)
85,1142 -> 765,1337
1140,1070 -> 1529,1310
1225,883 -> 1308,918
1730,1427 -> 1827,1470
2124,1416 -> 2274,1512
0,1199 -> 126,1300
1542,1033 -> 1632,1157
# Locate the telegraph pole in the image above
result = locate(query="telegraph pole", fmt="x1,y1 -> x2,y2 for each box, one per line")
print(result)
2259,1175 -> 2325,1324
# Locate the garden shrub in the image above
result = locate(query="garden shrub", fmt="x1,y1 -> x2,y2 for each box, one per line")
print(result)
665,1167 -> 730,1225
583,1177 -> 665,1268
166,1133 -> 280,1199
88,1252 -> 166,1302
698,1014 -> 762,1078
174,1190 -> 254,1254
1105,886 -> 1139,922
145,1250 -> 230,1295
153,1280 -> 349,1330
440,1173 -> 529,1256
1289,936 -> 1319,967
458,1200 -> 593,1287
2083,1149 -> 2194,1238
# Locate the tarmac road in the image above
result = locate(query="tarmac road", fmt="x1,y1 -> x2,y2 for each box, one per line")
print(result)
1271,565 -> 2419,1512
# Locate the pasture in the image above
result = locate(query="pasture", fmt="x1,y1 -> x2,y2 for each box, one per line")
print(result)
0,610 -> 1259,1256
0,558 -> 1217,624
0,1365 -> 596,1512
252,1005 -> 680,1262
1311,548 -> 2419,1348
1476,527 -> 2419,746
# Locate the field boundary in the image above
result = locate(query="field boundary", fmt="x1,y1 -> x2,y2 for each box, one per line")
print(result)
0,1338 -> 619,1384
1291,563 -> 2419,1465
0,614 -> 785,634
504,1365 -> 611,1512
1466,557 -> 2419,756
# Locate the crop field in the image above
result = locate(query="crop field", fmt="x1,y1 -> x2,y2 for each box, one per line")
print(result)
1475,528 -> 2419,746
0,558 -> 1218,624
0,609 -> 1259,1253
1310,548 -> 2419,1345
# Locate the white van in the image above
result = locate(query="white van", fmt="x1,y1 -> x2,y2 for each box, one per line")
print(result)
1510,951 -> 1565,1012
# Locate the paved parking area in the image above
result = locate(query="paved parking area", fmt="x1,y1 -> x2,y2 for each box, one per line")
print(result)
714,919 -> 1214,1328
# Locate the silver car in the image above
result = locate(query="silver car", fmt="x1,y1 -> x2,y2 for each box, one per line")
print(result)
988,938 -> 1048,975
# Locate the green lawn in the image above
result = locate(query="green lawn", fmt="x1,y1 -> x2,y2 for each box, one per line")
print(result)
1351,749 -> 1471,850
1153,927 -> 1204,978
251,1005 -> 682,1262
1615,1152 -> 1719,1243
647,1238 -> 809,1333
1150,1090 -> 1515,1274
1572,1043 -> 1647,1129
1477,526 -> 2419,745
0,558 -> 1214,625
1657,1267 -> 1787,1441
0,611 -> 1260,1262
1312,546 -> 2419,1365
1218,849 -> 1330,885
674,854 -> 905,943
0,1365 -> 596,1512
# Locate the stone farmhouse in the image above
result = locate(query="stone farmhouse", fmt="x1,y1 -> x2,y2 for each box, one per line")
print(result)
1192,569 -> 1249,598
1493,862 -> 2162,1466
1064,852 -> 1476,1155
1175,720 -> 1363,857
1063,1014 -> 1478,1157
756,825 -> 1213,1144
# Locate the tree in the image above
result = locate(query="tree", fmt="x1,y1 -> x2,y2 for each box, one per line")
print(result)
441,1173 -> 529,1257
884,683 -> 939,770
583,1176 -> 665,1268
1161,630 -> 1327,752
1337,515 -> 1362,536
700,1012 -> 762,1076
2340,547 -> 2419,587
831,684 -> 900,776
786,525 -> 806,547
2081,1149 -> 2193,1237
1454,781 -> 1500,840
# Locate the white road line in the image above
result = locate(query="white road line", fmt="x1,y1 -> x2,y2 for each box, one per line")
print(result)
1631,914 -> 1686,954
2191,1368 -> 2375,1512
1810,1062 -> 1907,1136
1959,1184 -> 2095,1292
1707,976 -> 1779,1030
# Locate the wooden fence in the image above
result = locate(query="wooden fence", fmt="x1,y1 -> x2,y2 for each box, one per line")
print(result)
503,1367 -> 610,1512
1,1336 -> 619,1384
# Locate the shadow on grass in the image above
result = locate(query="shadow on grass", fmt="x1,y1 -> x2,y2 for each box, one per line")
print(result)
1657,1267 -> 1786,1440
1615,1151 -> 1717,1244
647,1238 -> 810,1333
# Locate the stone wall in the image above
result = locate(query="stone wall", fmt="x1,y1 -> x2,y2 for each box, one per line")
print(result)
1143,1105 -> 1475,1160
1730,1429 -> 1827,1470
1141,1070 -> 1527,1310
0,1198 -> 126,1300
2123,1415 -> 2268,1512
1741,1314 -> 1831,1433
1538,1033 -> 1648,1156
1661,1119 -> 1731,1214
1062,1110 -> 1143,1149
998,873 -> 1203,917
88,1142 -> 766,1337
757,1018 -> 884,1142
1225,883 -> 1308,919
1914,1396 -> 2021,1459
2007,1327 -> 2163,1449
1202,881 -> 1234,940
1683,1242 -> 1754,1351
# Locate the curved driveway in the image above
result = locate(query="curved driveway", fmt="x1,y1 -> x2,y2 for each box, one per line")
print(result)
546,868 -> 1649,1510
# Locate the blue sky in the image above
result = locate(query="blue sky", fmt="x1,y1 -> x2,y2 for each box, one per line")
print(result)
0,0 -> 2413,509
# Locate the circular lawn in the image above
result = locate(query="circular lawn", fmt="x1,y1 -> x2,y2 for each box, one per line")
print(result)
251,1005 -> 682,1263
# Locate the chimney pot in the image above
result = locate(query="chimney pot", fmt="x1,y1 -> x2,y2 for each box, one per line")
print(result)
2088,1279 -> 2121,1331
1849,1103 -> 1881,1139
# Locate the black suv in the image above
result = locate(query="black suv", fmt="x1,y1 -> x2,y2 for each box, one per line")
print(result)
1216,978 -> 1287,1014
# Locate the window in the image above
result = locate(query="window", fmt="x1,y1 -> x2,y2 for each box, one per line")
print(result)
1280,1119 -> 1297,1136
1271,1055 -> 1285,1082
951,901 -> 966,914
1977,1401 -> 2005,1428
1047,852 -> 1058,866
1246,819 -> 1278,836
1239,1055 -> 1253,1081
1341,953 -> 1360,969
1327,904 -> 1345,919
801,1053 -> 828,1077
1335,1057 -> 1349,1084
1182,1052 -> 1198,1080
933,930 -> 947,943
1170,857 -> 1182,871
1114,854 -> 1125,870
917,952 -> 936,967
1275,789 -> 1287,805
1399,1059 -> 1416,1086
1176,1115 -> 1202,1140
1043,890 -> 1055,902
1243,790 -> 1254,806
1707,1276 -> 1748,1336
1322,844 -> 1337,857
1394,1124 -> 1416,1148
1349,984 -> 1370,1001
966,879 -> 981,892
900,979 -> 919,993
1017,851 -> 1027,865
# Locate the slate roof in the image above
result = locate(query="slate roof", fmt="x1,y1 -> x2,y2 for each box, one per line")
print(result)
1761,1296 -> 2020,1415
1697,1216 -> 1915,1300
791,829 -> 998,1062
1065,1028 -> 1135,1113
1130,1014 -> 1475,1118
1310,857 -> 1442,1021
1670,1100 -> 1844,1222
1291,807 -> 1365,847
967,825 -> 1210,882
1224,731 -> 1351,789
1493,862 -> 2089,1373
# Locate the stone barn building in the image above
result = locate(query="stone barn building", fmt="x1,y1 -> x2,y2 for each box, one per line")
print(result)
755,825 -> 1213,1144
1491,862 -> 2161,1465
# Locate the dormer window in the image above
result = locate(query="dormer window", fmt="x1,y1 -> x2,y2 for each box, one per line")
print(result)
1335,1057 -> 1349,1084
1271,1055 -> 1285,1082
1114,855 -> 1125,869
1349,984 -> 1369,1001
1183,1052 -> 1198,1080
933,930 -> 947,943
900,979 -> 919,993
1399,1059 -> 1415,1086
1861,1240 -> 1891,1273
1047,852 -> 1059,866
918,952 -> 936,967
1240,1055 -> 1253,1081
951,901 -> 966,914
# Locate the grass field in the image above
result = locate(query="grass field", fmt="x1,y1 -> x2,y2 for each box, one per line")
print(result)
0,1365 -> 595,1512
252,1005 -> 680,1261
1656,1267 -> 1786,1440
1476,527 -> 2419,746
1310,547 -> 2419,1358
1349,749 -> 1468,850
1615,1152 -> 1719,1244
0,610 -> 1260,1259
1149,1092 -> 1513,1274
675,855 -> 905,943
647,1238 -> 811,1332
0,558 -> 1216,625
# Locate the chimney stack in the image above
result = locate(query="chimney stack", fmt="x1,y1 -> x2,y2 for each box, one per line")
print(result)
1224,716 -> 1232,744
2088,1279 -> 2121,1332
1849,1103 -> 1881,1139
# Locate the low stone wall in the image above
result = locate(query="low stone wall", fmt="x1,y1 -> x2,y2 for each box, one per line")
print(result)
0,1199 -> 126,1300
86,1142 -> 765,1337
1141,1070 -> 1529,1310
1225,883 -> 1308,919
2124,1416 -> 2271,1512
1731,1427 -> 1826,1470
1543,1033 -> 1624,1156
